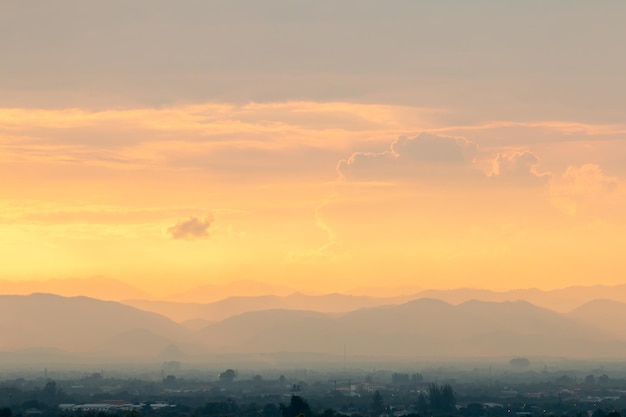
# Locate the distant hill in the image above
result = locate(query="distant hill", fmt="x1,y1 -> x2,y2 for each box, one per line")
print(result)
568,299 -> 626,340
201,309 -> 329,352
124,293 -> 412,322
8,278 -> 626,316
200,299 -> 624,358
415,285 -> 626,312
0,294 -> 194,358
0,277 -> 152,301
125,283 -> 626,323
165,280 -> 298,303
2,294 -> 626,363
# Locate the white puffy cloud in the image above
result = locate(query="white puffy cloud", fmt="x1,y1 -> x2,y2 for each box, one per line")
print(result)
551,164 -> 624,216
167,216 -> 213,240
491,151 -> 551,185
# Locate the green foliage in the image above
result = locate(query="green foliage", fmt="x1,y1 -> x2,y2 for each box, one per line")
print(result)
219,369 -> 237,383
428,383 -> 455,413
460,403 -> 485,417
263,404 -> 281,417
321,408 -> 338,417
43,380 -> 57,397
417,393 -> 428,416
371,391 -> 384,416
123,410 -> 142,417
280,395 -> 311,417
196,399 -> 238,417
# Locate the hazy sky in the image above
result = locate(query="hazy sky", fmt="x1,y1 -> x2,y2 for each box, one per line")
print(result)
2,1 -> 626,296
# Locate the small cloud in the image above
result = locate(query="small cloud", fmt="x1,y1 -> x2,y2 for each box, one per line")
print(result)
167,215 -> 213,240
551,164 -> 623,215
491,151 -> 551,185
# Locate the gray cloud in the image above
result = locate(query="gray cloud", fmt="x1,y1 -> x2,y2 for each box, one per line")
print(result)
338,133 -> 481,182
337,133 -> 551,189
392,133 -> 477,165
3,2 -> 626,124
167,216 -> 213,240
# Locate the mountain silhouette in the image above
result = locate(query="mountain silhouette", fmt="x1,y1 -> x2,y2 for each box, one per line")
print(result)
1,294 -> 625,363
415,285 -> 626,312
0,293 -> 193,357
568,299 -> 626,340
125,292 -> 410,322
0,277 -> 152,301
200,298 -> 624,358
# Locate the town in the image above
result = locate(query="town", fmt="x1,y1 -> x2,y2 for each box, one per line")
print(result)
2,360 -> 626,417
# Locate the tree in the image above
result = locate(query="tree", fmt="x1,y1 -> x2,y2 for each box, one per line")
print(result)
462,403 -> 485,417
429,384 -> 442,411
43,380 -> 57,397
123,409 -> 141,417
0,408 -> 11,417
322,409 -> 338,417
263,404 -> 281,417
199,399 -> 238,417
441,384 -> 455,412
371,391 -> 385,416
280,395 -> 311,417
428,383 -> 455,413
417,393 -> 428,416
219,369 -> 237,383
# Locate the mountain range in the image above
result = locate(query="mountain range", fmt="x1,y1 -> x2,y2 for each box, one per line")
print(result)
7,277 -> 626,314
0,277 -> 152,301
0,293 -> 196,359
123,284 -> 626,324
199,298 -> 622,358
124,293 -> 414,323
2,293 -> 626,364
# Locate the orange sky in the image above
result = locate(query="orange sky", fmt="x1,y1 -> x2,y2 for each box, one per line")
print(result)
2,2 -> 626,298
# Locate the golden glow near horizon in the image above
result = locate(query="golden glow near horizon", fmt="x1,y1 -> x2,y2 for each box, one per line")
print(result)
2,102 -> 626,296
2,2 -> 626,298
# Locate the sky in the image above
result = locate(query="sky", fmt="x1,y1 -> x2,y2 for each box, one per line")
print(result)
2,1 -> 626,297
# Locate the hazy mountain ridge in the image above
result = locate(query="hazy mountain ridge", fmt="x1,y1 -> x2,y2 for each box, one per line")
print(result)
165,280 -> 299,303
125,292 -> 412,322
2,293 -> 626,363
7,277 -> 626,317
199,298 -> 624,359
122,284 -> 626,324
568,299 -> 626,340
0,277 -> 152,301
416,285 -> 626,312
0,293 -> 196,358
